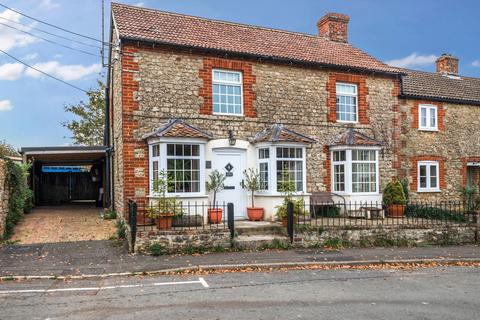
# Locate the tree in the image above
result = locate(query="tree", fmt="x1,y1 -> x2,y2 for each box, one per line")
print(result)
62,80 -> 105,146
0,140 -> 19,158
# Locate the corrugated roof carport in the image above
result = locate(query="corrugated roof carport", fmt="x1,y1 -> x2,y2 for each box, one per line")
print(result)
21,146 -> 108,207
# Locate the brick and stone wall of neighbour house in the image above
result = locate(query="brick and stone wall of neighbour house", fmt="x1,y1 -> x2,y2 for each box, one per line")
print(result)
111,42 -> 401,216
400,98 -> 480,201
0,159 -> 9,238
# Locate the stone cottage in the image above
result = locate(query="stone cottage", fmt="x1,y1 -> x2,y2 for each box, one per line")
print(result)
107,3 -> 479,221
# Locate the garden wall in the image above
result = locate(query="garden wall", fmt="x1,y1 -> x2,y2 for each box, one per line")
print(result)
0,159 -> 8,238
134,229 -> 231,253
293,225 -> 477,248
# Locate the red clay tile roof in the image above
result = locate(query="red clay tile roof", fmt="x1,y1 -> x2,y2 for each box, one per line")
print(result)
330,128 -> 383,147
111,3 -> 399,74
251,124 -> 316,144
401,68 -> 480,105
142,119 -> 213,140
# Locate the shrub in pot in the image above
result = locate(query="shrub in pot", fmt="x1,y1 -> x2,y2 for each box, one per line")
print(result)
148,170 -> 183,230
275,170 -> 307,226
383,179 -> 407,217
243,168 -> 264,221
206,170 -> 226,224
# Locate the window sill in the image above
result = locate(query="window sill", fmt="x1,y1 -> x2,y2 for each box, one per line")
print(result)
148,194 -> 209,199
254,192 -> 312,197
417,189 -> 441,193
418,128 -> 439,132
212,112 -> 245,117
336,120 -> 359,124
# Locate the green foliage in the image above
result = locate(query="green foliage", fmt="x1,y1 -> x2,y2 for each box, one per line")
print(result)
383,180 -> 407,206
404,204 -> 468,222
400,178 -> 410,202
0,140 -> 19,157
104,208 -> 117,219
116,220 -> 126,239
460,186 -> 480,212
62,80 -> 105,146
243,168 -> 260,207
183,245 -> 206,255
313,205 -> 340,217
149,243 -> 164,256
212,244 -> 226,253
3,160 -> 31,239
23,188 -> 34,214
323,237 -> 352,249
206,170 -> 226,206
149,170 -> 183,218
276,198 -> 308,219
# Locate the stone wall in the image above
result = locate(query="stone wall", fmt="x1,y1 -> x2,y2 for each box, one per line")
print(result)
400,98 -> 480,201
134,229 -> 231,253
0,159 -> 8,238
111,42 -> 401,216
293,225 -> 477,247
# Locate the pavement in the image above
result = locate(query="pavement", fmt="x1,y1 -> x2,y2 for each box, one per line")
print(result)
0,266 -> 479,319
0,239 -> 479,279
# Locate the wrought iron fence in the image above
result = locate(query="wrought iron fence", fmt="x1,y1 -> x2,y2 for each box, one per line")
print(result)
286,200 -> 477,230
132,200 -> 232,232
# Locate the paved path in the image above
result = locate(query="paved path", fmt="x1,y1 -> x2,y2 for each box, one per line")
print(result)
10,205 -> 116,244
0,239 -> 479,277
0,266 -> 478,319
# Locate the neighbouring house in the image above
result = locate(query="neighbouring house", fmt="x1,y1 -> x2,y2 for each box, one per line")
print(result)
106,3 -> 480,223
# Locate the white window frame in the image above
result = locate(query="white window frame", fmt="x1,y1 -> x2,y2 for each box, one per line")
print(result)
418,104 -> 438,131
255,144 -> 307,195
257,148 -> 270,191
148,138 -> 206,197
336,82 -> 358,123
212,69 -> 243,116
417,161 -> 440,192
332,150 -> 346,192
330,147 -> 380,195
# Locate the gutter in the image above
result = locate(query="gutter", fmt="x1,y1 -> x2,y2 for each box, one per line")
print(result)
399,93 -> 480,107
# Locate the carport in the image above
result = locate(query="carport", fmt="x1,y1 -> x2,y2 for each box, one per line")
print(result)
21,146 -> 108,207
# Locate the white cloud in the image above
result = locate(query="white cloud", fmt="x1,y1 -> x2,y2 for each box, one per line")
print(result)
0,9 -> 38,52
135,2 -> 145,7
0,63 -> 25,80
22,53 -> 38,61
386,53 -> 438,68
472,60 -> 480,67
39,0 -> 60,9
25,61 -> 102,81
0,100 -> 13,112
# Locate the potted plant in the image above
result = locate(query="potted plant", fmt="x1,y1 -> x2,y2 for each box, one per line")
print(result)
243,168 -> 264,221
276,170 -> 307,226
383,179 -> 407,217
148,170 -> 182,230
206,169 -> 226,224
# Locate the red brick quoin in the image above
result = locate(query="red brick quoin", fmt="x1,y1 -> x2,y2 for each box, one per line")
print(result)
199,57 -> 257,117
121,44 -> 149,215
411,100 -> 445,131
323,145 -> 332,192
410,156 -> 446,191
326,73 -> 369,124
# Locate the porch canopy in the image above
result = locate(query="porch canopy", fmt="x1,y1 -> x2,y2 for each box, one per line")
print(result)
21,146 -> 107,207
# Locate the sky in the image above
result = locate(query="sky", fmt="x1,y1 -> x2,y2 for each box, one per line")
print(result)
0,0 -> 479,149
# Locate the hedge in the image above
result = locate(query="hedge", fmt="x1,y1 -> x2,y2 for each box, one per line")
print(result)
404,204 -> 468,223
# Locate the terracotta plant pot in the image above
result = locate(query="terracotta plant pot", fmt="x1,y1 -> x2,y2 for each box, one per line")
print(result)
247,207 -> 264,221
281,217 -> 288,227
388,204 -> 405,218
136,213 -> 154,226
155,213 -> 174,230
208,208 -> 223,224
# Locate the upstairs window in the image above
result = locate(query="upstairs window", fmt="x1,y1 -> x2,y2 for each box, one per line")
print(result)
212,69 -> 243,115
418,104 -> 438,131
336,83 -> 358,122
418,161 -> 439,192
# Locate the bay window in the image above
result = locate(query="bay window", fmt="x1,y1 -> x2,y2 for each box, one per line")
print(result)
149,141 -> 205,196
256,145 -> 307,194
331,148 -> 379,194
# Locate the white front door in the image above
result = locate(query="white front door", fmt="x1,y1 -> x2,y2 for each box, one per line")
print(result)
212,148 -> 247,219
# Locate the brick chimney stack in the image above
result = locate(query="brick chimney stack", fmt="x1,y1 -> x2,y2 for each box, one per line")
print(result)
436,54 -> 459,75
317,13 -> 350,43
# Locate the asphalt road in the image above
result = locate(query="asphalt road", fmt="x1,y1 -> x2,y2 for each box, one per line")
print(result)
0,266 -> 479,320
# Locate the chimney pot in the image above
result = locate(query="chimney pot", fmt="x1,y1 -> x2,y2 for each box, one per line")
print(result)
317,12 -> 350,42
436,53 -> 459,75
